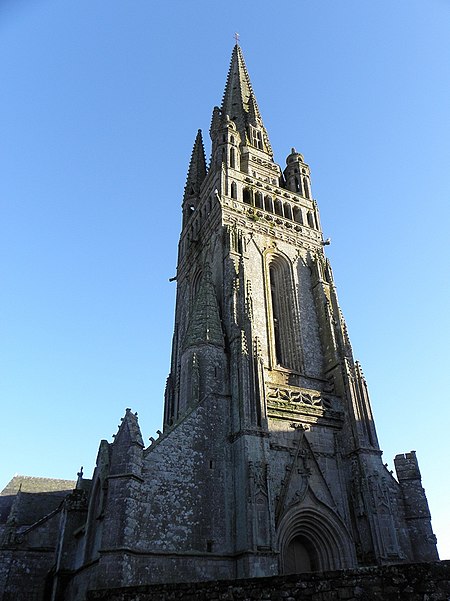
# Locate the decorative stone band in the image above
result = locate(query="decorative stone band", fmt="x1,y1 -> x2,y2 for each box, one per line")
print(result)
266,384 -> 343,427
222,211 -> 322,250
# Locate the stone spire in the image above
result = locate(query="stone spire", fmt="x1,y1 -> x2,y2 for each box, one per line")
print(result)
183,266 -> 224,349
183,129 -> 207,201
221,44 -> 272,156
113,408 -> 144,448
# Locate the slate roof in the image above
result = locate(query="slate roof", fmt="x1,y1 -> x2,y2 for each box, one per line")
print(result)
0,475 -> 75,525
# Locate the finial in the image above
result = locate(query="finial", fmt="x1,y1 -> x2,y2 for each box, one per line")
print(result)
77,466 -> 84,479
234,32 -> 240,45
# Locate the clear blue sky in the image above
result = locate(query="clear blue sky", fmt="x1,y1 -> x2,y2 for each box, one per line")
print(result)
1,0 -> 449,558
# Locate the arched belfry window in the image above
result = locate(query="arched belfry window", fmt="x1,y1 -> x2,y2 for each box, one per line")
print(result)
284,202 -> 293,220
267,255 -> 300,371
275,199 -> 283,217
303,176 -> 310,199
243,187 -> 252,205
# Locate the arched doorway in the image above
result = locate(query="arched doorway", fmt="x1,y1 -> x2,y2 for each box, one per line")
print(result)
278,501 -> 357,574
284,535 -> 317,573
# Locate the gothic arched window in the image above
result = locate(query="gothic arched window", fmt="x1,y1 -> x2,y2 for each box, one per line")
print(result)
267,255 -> 300,370
230,181 -> 237,199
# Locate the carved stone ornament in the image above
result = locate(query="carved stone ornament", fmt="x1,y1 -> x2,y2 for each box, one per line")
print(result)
267,385 -> 332,409
64,489 -> 88,512
249,460 -> 269,496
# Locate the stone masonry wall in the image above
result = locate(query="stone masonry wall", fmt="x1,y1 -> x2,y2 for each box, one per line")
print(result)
0,548 -> 55,601
87,561 -> 450,601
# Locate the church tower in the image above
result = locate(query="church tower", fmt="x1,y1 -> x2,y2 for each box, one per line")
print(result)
161,44 -> 438,576
0,45 -> 440,601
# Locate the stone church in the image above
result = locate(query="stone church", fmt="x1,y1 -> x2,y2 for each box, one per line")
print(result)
0,45 -> 438,600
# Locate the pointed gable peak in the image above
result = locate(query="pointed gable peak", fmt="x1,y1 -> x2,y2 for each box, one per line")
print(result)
184,129 -> 207,200
221,44 -> 272,156
113,408 -> 144,448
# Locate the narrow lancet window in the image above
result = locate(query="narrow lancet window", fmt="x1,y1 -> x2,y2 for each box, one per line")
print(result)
270,266 -> 283,365
303,176 -> 310,199
267,256 -> 300,370
230,147 -> 236,168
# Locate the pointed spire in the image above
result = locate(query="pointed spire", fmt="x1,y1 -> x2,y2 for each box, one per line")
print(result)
183,266 -> 224,349
247,93 -> 259,125
220,45 -> 272,155
183,129 -> 207,201
222,45 -> 254,123
113,408 -> 144,448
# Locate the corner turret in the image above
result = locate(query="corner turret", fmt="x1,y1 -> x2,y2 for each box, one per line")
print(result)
284,147 -> 312,199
